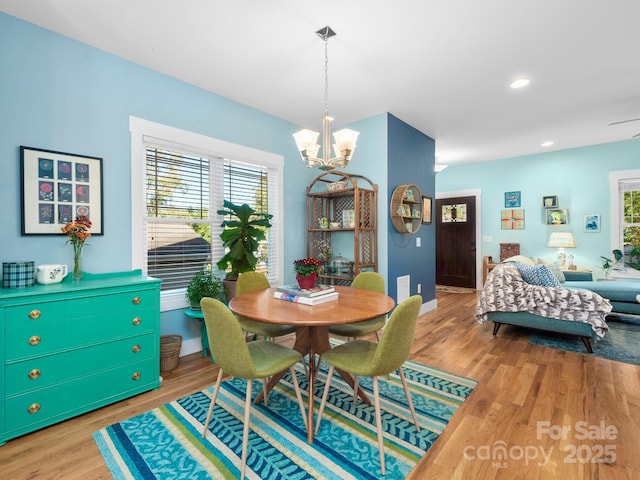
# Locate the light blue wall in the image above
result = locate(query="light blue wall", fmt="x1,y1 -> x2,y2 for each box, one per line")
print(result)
0,13 -> 318,339
436,140 -> 640,271
0,13 -> 437,344
343,113 -> 390,287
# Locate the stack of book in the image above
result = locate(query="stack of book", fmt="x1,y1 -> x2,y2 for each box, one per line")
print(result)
274,283 -> 339,305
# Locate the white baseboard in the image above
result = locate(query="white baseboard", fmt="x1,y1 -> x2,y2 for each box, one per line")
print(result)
420,298 -> 437,315
179,336 -> 204,357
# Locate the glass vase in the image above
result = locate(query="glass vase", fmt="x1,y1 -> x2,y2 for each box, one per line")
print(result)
73,248 -> 83,281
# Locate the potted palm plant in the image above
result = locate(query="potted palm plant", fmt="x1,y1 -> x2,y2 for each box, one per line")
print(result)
216,200 -> 273,299
185,267 -> 226,310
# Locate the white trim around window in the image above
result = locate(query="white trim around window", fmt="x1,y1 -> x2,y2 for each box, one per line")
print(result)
609,168 -> 640,251
129,116 -> 284,312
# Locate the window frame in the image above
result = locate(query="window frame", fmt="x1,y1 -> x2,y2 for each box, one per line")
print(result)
609,168 -> 640,251
130,116 -> 284,312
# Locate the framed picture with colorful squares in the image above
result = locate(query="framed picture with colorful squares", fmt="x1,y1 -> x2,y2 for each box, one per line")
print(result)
20,146 -> 103,235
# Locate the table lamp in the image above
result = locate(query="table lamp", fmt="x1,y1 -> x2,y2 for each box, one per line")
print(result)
547,232 -> 576,268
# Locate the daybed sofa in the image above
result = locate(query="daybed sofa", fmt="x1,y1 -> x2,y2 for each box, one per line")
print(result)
476,258 -> 613,352
563,275 -> 640,315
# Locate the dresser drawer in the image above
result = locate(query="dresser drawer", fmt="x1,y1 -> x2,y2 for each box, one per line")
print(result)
3,357 -> 158,435
6,289 -> 156,324
5,333 -> 157,396
5,292 -> 156,361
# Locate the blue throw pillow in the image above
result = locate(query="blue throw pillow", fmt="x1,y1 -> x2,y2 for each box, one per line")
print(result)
515,262 -> 562,288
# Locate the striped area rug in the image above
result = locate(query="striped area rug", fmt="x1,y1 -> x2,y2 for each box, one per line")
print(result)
94,359 -> 477,479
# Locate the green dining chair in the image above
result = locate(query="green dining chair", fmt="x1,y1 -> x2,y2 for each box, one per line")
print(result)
328,272 -> 386,341
236,271 -> 295,340
315,295 -> 422,476
200,297 -> 307,480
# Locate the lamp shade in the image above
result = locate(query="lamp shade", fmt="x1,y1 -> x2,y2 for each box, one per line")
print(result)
547,232 -> 576,248
332,128 -> 359,153
293,129 -> 320,154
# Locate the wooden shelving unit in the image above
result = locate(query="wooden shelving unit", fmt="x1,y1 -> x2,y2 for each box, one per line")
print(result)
306,172 -> 378,286
390,184 -> 422,234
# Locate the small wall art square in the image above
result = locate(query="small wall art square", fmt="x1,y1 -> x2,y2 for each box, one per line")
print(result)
584,213 -> 601,232
501,209 -> 525,230
542,195 -> 558,208
546,208 -> 568,226
20,146 -> 104,235
504,191 -> 521,208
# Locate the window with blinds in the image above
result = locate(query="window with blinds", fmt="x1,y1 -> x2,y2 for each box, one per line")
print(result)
621,179 -> 640,250
145,147 -> 273,291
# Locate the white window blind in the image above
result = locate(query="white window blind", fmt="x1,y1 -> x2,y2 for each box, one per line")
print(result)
144,147 -> 276,291
130,116 -> 284,310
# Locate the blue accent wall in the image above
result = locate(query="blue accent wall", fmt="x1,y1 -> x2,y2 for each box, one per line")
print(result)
386,114 -> 436,302
436,141 -> 640,271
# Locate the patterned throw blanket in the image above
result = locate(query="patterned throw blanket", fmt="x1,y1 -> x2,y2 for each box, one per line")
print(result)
475,263 -> 611,337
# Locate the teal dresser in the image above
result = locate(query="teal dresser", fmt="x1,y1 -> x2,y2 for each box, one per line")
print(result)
0,270 -> 161,445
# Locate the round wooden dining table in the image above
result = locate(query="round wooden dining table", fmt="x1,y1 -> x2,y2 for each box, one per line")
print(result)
229,285 -> 395,443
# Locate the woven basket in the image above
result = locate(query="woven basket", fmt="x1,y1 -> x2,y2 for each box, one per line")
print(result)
160,334 -> 182,371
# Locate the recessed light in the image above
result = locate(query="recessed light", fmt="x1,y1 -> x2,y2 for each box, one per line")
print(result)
541,141 -> 554,147
510,78 -> 530,89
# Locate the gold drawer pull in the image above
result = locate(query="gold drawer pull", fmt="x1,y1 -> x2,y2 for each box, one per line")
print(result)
28,403 -> 41,414
29,369 -> 41,380
29,336 -> 41,346
132,317 -> 141,326
132,296 -> 141,305
132,344 -> 141,353
29,309 -> 41,320
132,372 -> 141,380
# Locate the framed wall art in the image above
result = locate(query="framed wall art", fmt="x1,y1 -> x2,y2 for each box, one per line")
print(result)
504,191 -> 521,208
20,146 -> 104,235
584,213 -> 601,232
422,196 -> 432,224
545,208 -> 568,226
542,195 -> 558,208
501,209 -> 525,230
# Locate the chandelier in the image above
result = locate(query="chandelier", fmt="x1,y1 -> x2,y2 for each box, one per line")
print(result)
293,26 -> 359,170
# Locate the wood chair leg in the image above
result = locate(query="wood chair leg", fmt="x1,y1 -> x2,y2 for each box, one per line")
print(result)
315,365 -> 335,435
398,367 -> 420,432
289,366 -> 307,427
353,376 -> 359,404
581,336 -> 594,353
202,369 -> 224,437
262,378 -> 269,406
240,379 -> 252,480
372,376 -> 386,475
492,322 -> 502,335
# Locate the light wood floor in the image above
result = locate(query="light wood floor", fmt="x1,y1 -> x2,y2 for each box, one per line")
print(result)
1,291 -> 638,479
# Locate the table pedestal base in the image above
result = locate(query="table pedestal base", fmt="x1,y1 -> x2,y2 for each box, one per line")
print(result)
255,325 -> 370,443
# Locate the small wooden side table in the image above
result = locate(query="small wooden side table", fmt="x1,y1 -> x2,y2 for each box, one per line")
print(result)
184,308 -> 215,362
483,255 -> 499,285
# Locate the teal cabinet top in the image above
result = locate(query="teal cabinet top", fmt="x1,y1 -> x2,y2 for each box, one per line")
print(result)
0,270 -> 161,303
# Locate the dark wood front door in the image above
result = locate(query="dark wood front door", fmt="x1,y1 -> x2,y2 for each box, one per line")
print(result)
436,196 -> 476,288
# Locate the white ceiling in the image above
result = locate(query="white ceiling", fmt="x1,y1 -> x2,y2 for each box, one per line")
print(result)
2,0 -> 640,165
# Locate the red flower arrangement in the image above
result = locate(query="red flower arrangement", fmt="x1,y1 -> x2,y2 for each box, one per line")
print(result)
61,215 -> 92,279
293,257 -> 321,277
